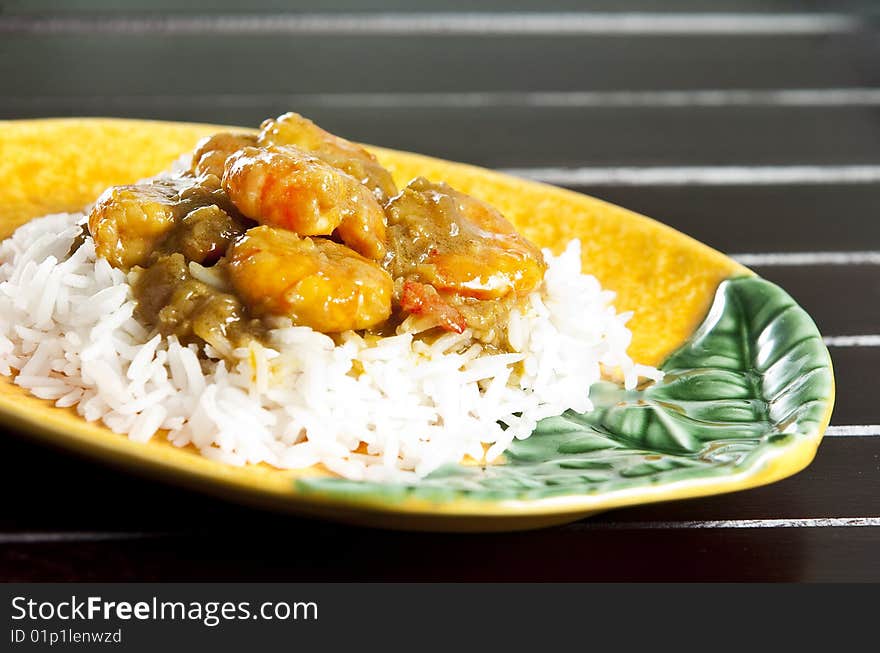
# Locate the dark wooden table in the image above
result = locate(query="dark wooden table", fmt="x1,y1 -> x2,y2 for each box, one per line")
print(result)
1,0 -> 879,582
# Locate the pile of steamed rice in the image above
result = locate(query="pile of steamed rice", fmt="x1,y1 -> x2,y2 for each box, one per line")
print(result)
0,205 -> 662,481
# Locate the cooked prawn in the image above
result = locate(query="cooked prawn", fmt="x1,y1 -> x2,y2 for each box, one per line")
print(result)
226,225 -> 393,332
88,178 -> 193,269
191,132 -> 258,178
222,145 -> 387,260
385,178 -> 546,301
258,112 -> 398,202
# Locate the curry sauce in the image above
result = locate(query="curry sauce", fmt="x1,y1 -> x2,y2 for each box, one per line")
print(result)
84,112 -> 547,356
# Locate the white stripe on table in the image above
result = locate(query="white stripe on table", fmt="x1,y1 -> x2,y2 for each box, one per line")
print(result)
732,251 -> 880,266
825,425 -> 880,436
502,165 -> 880,186
0,12 -> 861,36
568,517 -> 880,530
7,517 -> 880,541
0,531 -> 173,544
9,88 -> 880,109
823,336 -> 880,347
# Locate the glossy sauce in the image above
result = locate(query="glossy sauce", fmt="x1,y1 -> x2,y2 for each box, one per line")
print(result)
85,114 -> 547,356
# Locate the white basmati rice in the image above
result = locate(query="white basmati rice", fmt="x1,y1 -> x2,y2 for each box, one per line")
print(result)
0,210 -> 662,481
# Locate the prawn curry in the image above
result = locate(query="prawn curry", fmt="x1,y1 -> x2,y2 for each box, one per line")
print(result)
85,113 -> 547,356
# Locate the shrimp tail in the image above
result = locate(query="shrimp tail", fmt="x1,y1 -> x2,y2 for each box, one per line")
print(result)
400,281 -> 467,334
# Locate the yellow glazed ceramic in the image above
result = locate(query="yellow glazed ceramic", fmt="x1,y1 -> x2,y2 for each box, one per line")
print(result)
0,119 -> 834,531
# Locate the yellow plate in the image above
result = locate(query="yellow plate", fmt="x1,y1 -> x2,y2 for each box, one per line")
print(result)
0,118 -> 834,531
